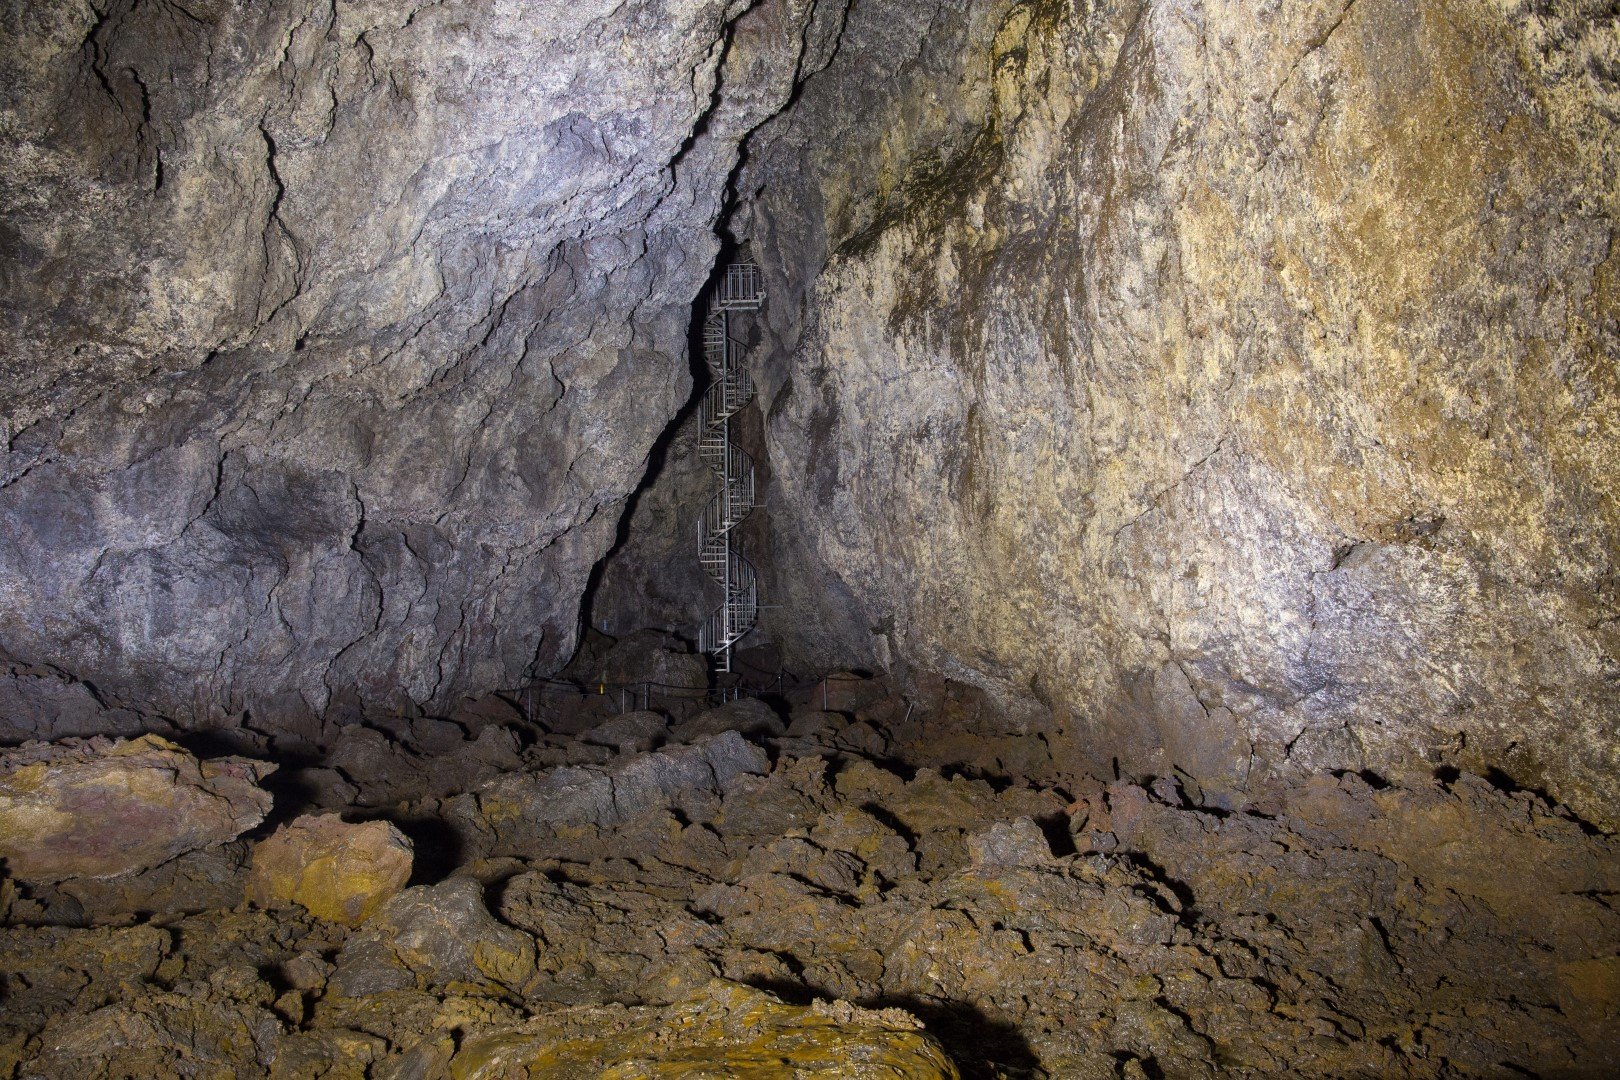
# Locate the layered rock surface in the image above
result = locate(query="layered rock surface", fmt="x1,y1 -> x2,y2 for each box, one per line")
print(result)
444,982 -> 958,1079
0,0 -> 852,731
738,0 -> 1620,824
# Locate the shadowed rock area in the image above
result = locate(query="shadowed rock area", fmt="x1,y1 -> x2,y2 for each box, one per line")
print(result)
0,684 -> 1616,1076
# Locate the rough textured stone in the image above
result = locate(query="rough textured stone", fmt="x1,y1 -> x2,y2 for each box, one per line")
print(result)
449,980 -> 958,1079
595,629 -> 711,693
248,814 -> 413,926
1,734 -> 1616,1076
670,697 -> 787,742
0,734 -> 272,882
966,816 -> 1053,867
333,877 -> 536,995
0,0 -> 849,731
737,0 -> 1620,825
477,730 -> 769,831
581,710 -> 670,753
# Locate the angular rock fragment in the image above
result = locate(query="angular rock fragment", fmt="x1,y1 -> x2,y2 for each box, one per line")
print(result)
23,988 -> 284,1079
247,814 -> 414,926
0,735 -> 273,882
966,817 -> 1054,867
0,924 -> 170,1042
580,710 -> 668,753
597,630 -> 710,693
498,870 -> 726,1005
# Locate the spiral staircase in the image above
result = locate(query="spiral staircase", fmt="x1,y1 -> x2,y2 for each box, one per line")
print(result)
696,264 -> 765,672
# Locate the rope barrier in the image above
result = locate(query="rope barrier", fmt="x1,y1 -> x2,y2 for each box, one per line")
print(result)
500,671 -> 874,723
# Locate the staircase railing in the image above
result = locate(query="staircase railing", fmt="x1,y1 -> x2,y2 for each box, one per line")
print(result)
695,264 -> 765,672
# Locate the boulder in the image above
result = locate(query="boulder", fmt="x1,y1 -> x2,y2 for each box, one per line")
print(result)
448,980 -> 958,1079
332,877 -> 536,995
814,673 -> 892,715
0,735 -> 273,882
247,814 -> 414,926
581,710 -> 669,753
477,731 -> 769,832
597,630 -> 710,693
967,818 -> 1054,868
23,983 -> 284,1079
670,698 -> 786,743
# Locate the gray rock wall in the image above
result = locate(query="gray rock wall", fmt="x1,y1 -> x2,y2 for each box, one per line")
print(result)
740,0 -> 1620,824
5,0 -> 1616,829
0,0 -> 848,731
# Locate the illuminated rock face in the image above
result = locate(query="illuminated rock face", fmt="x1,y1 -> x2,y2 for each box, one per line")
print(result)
0,0 -> 846,728
3,0 -> 1616,826
741,0 -> 1620,823
247,814 -> 413,926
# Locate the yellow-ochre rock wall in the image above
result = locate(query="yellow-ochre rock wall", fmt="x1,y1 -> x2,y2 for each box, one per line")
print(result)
744,0 -> 1620,823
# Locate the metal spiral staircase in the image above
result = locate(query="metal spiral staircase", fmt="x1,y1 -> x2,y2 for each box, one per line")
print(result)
696,264 -> 765,672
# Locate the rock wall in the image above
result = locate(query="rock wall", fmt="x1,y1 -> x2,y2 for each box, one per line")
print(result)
0,0 -> 851,732
741,0 -> 1620,823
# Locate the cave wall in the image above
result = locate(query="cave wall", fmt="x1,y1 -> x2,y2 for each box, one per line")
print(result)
741,0 -> 1620,823
0,0 -> 851,735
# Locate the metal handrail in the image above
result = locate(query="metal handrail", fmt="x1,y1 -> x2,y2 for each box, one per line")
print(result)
713,263 -> 765,311
694,264 -> 766,672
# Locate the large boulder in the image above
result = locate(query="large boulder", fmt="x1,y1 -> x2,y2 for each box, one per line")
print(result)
670,698 -> 786,743
596,629 -> 711,694
331,877 -> 536,996
247,814 -> 413,926
0,735 -> 273,882
446,980 -> 958,1079
475,730 -> 769,832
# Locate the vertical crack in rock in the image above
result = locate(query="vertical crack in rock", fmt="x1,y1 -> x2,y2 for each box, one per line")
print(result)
0,0 -> 851,734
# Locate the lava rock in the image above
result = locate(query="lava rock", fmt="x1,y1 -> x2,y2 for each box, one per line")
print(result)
247,814 -> 414,926
596,630 -> 711,693
670,698 -> 786,743
478,730 -> 769,832
0,0 -> 839,735
743,0 -> 1620,830
0,735 -> 273,882
447,980 -> 957,1078
333,877 -> 536,995
22,987 -> 284,1079
966,817 -> 1054,868
581,710 -> 670,753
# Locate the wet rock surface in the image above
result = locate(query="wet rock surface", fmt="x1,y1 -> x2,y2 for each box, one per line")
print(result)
1,684 -> 1615,1078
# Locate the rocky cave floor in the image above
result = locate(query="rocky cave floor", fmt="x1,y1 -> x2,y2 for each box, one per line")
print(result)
2,655 -> 1618,1078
